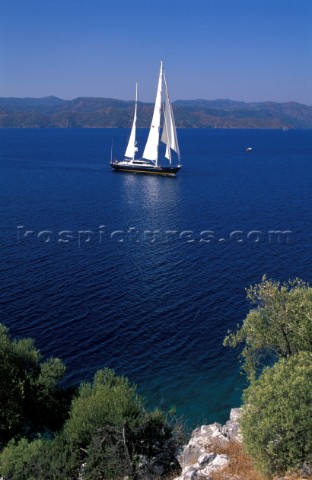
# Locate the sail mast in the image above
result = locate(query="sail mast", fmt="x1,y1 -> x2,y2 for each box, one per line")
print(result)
142,61 -> 163,165
124,82 -> 138,160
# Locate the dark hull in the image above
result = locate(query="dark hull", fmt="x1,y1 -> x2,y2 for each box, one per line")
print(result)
110,163 -> 181,176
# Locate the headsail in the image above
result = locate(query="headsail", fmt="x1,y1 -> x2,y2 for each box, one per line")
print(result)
124,82 -> 138,160
161,73 -> 180,163
142,62 -> 163,164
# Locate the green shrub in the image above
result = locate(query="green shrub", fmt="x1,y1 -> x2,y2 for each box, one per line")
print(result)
241,352 -> 312,477
63,369 -> 179,478
0,434 -> 82,480
0,437 -> 46,480
64,368 -> 143,445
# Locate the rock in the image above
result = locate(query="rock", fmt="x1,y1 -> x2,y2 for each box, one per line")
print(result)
178,443 -> 206,468
174,408 -> 242,480
197,454 -> 229,478
134,439 -> 181,479
300,462 -> 312,477
182,470 -> 197,480
197,453 -> 216,466
211,454 -> 229,468
222,408 -> 243,442
178,422 -> 229,470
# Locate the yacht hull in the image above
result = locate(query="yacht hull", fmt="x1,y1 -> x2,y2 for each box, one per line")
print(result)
110,162 -> 181,177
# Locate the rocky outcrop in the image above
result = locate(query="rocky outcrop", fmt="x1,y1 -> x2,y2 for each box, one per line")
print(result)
174,408 -> 242,480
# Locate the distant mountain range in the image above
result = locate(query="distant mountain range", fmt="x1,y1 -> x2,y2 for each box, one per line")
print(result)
0,96 -> 311,129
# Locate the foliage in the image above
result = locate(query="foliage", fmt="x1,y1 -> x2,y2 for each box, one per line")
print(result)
0,434 -> 82,480
63,369 -> 179,479
80,409 -> 179,480
224,276 -> 312,380
224,276 -> 312,477
0,437 -> 46,480
241,352 -> 312,477
0,363 -> 180,479
64,368 -> 143,443
0,324 -> 68,445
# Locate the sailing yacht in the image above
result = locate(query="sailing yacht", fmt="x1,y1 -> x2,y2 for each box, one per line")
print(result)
110,61 -> 182,176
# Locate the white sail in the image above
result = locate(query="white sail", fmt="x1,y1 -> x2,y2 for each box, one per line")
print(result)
111,61 -> 182,176
162,97 -> 172,162
142,61 -> 163,164
161,73 -> 180,163
124,82 -> 138,159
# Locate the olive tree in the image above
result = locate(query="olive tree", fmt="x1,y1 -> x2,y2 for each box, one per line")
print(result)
224,276 -> 312,380
224,277 -> 312,477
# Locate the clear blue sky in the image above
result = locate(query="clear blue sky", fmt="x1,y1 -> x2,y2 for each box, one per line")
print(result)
1,0 -> 311,104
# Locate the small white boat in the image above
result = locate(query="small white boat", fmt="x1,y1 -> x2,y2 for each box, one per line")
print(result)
246,147 -> 253,152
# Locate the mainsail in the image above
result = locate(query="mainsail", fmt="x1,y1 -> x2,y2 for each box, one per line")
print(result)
143,61 -> 180,165
124,82 -> 138,160
142,62 -> 163,164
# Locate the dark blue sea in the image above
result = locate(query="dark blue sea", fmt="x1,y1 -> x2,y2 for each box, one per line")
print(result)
1,128 -> 312,428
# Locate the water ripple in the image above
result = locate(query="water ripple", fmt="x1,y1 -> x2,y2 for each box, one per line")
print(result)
1,128 -> 312,426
